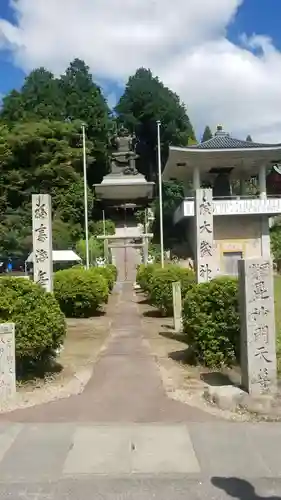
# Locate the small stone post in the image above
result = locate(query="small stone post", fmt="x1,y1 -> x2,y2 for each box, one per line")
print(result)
104,238 -> 109,262
0,323 -> 16,401
238,258 -> 277,396
195,189 -> 214,283
143,237 -> 149,265
32,194 -> 53,292
172,281 -> 182,332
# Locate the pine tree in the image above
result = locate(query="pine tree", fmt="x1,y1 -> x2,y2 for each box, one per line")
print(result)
202,125 -> 212,142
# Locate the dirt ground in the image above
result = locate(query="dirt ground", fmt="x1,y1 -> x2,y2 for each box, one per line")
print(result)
0,294 -> 117,413
137,292 -> 241,400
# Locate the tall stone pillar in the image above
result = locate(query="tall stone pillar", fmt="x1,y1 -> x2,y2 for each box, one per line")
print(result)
195,189 -> 215,283
238,258 -> 277,396
32,194 -> 53,292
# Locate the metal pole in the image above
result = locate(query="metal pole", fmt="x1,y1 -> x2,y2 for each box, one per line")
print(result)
82,124 -> 90,269
102,210 -> 106,236
157,120 -> 164,268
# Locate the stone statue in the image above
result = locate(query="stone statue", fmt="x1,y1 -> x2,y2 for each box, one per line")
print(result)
110,127 -> 139,175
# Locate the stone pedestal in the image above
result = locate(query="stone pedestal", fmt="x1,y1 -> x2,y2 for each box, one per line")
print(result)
32,194 -> 53,292
172,282 -> 182,332
195,189 -> 215,283
0,323 -> 16,401
238,258 -> 277,396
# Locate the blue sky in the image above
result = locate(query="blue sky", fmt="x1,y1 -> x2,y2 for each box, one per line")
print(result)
0,0 -> 280,95
1,0 -> 281,141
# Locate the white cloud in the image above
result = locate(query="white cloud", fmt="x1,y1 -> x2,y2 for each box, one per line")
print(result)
1,0 -> 281,141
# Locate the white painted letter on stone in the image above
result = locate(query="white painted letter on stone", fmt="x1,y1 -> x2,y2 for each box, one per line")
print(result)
238,258 -> 277,396
172,281 -> 182,332
32,194 -> 53,292
195,189 -> 214,283
0,323 -> 16,401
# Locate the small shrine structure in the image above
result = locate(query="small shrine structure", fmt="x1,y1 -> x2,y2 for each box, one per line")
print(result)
163,126 -> 281,275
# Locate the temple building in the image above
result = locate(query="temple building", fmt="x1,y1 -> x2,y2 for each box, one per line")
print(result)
163,126 -> 281,276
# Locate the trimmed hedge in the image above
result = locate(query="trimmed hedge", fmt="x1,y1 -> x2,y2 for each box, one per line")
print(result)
54,267 -> 109,318
0,277 -> 66,365
136,263 -> 160,293
183,277 -> 240,367
90,265 -> 117,291
148,265 -> 195,315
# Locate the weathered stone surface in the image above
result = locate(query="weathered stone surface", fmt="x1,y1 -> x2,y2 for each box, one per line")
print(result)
194,189 -> 215,283
32,194 -> 53,292
0,323 -> 16,401
238,258 -> 277,396
204,385 -> 245,411
172,281 -> 182,332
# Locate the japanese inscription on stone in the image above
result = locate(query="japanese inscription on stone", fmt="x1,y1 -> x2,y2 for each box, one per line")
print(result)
238,259 -> 277,396
0,323 -> 16,401
195,189 -> 214,283
32,194 -> 53,292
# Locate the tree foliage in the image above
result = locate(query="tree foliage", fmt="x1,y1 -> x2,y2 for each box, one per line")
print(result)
115,68 -> 195,180
202,125 -> 212,142
1,59 -> 112,184
246,134 -> 253,142
0,120 -> 94,257
152,180 -> 185,244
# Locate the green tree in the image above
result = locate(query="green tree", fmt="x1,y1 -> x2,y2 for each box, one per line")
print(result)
271,220 -> 281,263
246,134 -> 253,142
1,59 -> 112,184
60,59 -> 111,183
0,120 -> 94,257
1,68 -> 64,123
76,236 -> 103,265
152,180 -> 185,244
115,68 -> 195,180
202,125 -> 212,142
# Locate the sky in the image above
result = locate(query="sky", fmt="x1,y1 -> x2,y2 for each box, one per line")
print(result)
1,0 -> 281,142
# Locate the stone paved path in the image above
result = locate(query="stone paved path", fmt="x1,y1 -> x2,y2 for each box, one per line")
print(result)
0,277 -> 214,423
1,246 -> 281,498
0,422 -> 281,498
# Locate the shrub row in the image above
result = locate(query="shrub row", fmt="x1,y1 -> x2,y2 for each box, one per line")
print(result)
183,277 -> 240,368
0,277 -> 66,370
54,265 -> 117,318
137,263 -> 195,315
137,264 -> 240,368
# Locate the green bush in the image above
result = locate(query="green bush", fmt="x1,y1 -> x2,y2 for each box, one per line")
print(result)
183,277 -> 240,367
92,219 -> 115,236
148,265 -> 195,315
89,265 -> 117,291
54,267 -> 109,318
0,277 -> 66,366
76,236 -> 104,265
136,264 -> 160,293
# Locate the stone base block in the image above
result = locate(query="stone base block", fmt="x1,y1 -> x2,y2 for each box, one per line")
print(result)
204,385 -> 245,411
204,385 -> 279,415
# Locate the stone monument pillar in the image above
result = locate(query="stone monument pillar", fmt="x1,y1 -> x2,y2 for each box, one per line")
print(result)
32,194 -> 53,292
195,189 -> 215,283
0,323 -> 16,401
238,258 -> 277,396
172,281 -> 182,332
